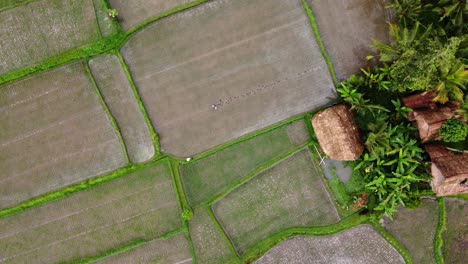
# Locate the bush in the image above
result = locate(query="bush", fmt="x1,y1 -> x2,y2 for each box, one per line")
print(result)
440,119 -> 468,142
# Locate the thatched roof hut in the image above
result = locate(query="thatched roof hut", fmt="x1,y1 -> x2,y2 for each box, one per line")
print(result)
312,104 -> 364,160
402,92 -> 459,143
425,143 -> 468,196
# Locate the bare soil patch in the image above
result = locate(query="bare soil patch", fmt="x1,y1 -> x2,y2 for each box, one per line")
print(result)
180,120 -> 309,207
381,198 -> 439,264
121,0 -> 336,157
0,62 -> 127,209
189,208 -> 238,264
212,149 -> 339,255
443,198 -> 468,264
108,0 -> 192,31
0,164 -> 181,264
89,54 -> 155,163
0,0 -> 99,74
306,0 -> 392,81
255,225 -> 404,264
96,234 -> 192,264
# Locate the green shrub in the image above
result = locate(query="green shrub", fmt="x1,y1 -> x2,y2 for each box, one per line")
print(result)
440,118 -> 468,142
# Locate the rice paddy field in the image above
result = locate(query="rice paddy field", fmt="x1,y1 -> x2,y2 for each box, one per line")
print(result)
0,0 -> 100,74
255,225 -> 405,264
88,54 -> 155,164
381,199 -> 439,264
0,164 -> 181,263
213,149 -> 340,254
121,0 -> 336,157
0,0 -> 461,263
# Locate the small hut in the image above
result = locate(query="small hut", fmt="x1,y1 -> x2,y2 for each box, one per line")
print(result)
312,104 -> 364,160
425,143 -> 468,196
403,92 -> 459,143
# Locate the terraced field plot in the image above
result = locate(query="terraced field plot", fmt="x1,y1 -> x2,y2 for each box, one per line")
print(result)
213,149 -> 340,254
96,234 -> 192,264
189,208 -> 238,264
122,0 -> 336,157
0,0 -> 100,74
255,225 -> 404,264
180,120 -> 309,207
381,199 -> 439,264
89,54 -> 155,164
0,164 -> 181,264
0,62 -> 126,209
443,198 -> 468,264
306,0 -> 392,81
108,0 -> 192,31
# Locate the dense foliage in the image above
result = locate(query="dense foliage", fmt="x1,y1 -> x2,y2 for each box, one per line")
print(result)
439,118 -> 468,142
338,0 -> 468,219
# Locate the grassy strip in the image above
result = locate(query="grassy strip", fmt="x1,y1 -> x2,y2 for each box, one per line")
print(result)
186,114 -> 306,163
0,32 -> 126,87
203,144 -> 310,208
301,0 -> 339,87
168,159 -> 192,220
242,213 -> 369,262
0,0 -> 39,12
207,207 -> 241,262
370,222 -> 413,264
85,61 -> 130,164
124,0 -> 213,36
434,198 -> 446,264
184,229 -> 198,264
74,228 -> 185,264
114,51 -> 161,155
0,157 -> 167,219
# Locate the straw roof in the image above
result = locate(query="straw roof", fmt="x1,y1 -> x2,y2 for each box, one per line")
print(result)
425,143 -> 468,196
312,104 -> 364,160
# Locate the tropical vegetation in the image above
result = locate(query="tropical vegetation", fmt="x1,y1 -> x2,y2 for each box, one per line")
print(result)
338,0 -> 468,219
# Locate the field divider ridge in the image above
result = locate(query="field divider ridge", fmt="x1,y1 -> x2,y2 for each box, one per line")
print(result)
241,213 -> 369,262
185,114 -> 306,163
85,60 -> 130,164
168,159 -> 192,223
0,157 -> 168,219
0,0 -> 41,13
207,207 -> 241,262
122,0 -> 214,40
301,0 -> 338,87
204,143 -> 311,208
370,222 -> 413,264
73,228 -> 186,264
114,51 -> 161,155
434,198 -> 446,264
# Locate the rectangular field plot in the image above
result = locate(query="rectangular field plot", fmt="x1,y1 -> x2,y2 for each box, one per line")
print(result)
89,54 -> 155,163
189,208 -> 238,264
212,149 -> 339,254
108,0 -> 192,31
96,234 -> 192,264
256,225 -> 404,264
443,198 -> 468,264
0,62 -> 127,209
306,0 -> 392,81
0,0 -> 99,74
381,199 -> 439,264
121,0 -> 336,157
0,164 -> 182,264
180,120 -> 309,207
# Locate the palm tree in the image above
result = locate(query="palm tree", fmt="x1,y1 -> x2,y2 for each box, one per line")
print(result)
433,59 -> 468,103
371,22 -> 433,63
